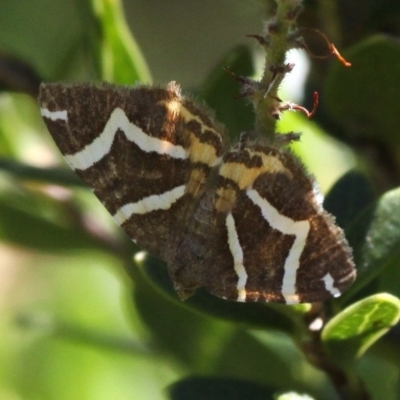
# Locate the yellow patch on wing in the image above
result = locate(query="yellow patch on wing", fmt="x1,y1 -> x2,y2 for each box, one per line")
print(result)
216,149 -> 293,213
160,99 -> 223,168
187,134 -> 221,166
220,150 -> 292,190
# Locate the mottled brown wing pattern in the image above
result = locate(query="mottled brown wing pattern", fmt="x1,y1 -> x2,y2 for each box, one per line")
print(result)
39,82 -> 227,262
39,82 -> 356,304
170,140 -> 355,303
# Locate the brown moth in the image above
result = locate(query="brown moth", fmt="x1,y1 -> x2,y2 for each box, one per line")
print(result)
39,82 -> 356,303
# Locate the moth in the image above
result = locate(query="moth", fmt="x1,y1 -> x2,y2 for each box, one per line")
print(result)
39,82 -> 356,303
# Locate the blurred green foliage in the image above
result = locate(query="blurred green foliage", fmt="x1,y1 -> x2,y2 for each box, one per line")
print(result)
1,1 -> 400,400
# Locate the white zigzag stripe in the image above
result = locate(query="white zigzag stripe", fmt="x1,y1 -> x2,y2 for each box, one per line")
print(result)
246,188 -> 310,304
113,185 -> 186,225
42,107 -> 187,170
225,213 -> 247,302
40,108 -> 68,122
322,273 -> 340,297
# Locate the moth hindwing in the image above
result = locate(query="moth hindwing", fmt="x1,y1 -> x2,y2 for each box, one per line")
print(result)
39,82 -> 356,304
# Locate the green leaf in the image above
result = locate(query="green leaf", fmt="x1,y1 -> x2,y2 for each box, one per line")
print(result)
321,293 -> 400,368
348,187 -> 400,297
168,376 -> 275,400
279,112 -> 356,193
244,331 -> 331,399
133,267 -> 327,395
200,45 -> 255,142
133,264 -> 232,369
0,189 -> 106,252
379,257 -> 400,300
0,158 -> 85,187
90,0 -> 151,84
323,171 -> 376,303
134,252 -> 307,337
325,34 -> 400,147
16,311 -> 150,355
323,170 -> 375,230
357,354 -> 400,400
0,93 -> 41,158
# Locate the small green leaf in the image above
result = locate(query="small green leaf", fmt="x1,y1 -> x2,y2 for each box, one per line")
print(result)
168,376 -> 275,400
200,45 -> 255,141
91,0 -> 151,84
322,293 -> 400,367
134,252 -> 306,337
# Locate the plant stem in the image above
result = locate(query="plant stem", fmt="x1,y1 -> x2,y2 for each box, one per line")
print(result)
252,0 -> 302,138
